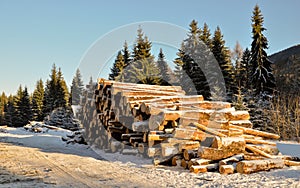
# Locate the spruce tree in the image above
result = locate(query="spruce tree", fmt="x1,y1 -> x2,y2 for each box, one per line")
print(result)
250,5 -> 275,95
0,92 -> 7,125
32,79 -> 44,121
211,26 -> 236,101
157,48 -> 171,85
56,68 -> 69,108
240,48 -> 252,91
199,23 -> 212,49
109,51 -> 125,80
114,41 -> 132,82
173,43 -> 186,85
70,69 -> 84,105
43,64 -> 57,115
20,87 -> 32,125
122,41 -> 131,67
13,86 -> 32,126
125,28 -> 161,85
43,64 -> 69,115
175,20 -> 210,98
4,95 -> 15,127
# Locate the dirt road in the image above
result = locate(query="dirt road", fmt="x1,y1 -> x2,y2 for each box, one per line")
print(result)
0,127 -> 299,188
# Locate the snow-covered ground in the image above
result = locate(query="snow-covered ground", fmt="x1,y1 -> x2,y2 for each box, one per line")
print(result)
0,126 -> 299,187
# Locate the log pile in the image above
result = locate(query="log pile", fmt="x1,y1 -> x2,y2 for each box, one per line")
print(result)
87,78 -> 300,174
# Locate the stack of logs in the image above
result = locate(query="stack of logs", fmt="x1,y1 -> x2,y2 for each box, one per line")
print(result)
90,78 -> 300,174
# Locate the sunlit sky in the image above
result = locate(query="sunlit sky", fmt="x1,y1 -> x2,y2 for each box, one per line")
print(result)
1,0 -> 299,95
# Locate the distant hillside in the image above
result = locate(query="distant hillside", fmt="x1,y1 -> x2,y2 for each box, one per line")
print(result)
269,45 -> 300,95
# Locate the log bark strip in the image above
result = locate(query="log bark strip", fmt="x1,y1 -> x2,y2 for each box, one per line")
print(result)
236,158 -> 284,174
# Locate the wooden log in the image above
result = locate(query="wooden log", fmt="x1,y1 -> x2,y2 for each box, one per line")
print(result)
230,124 -> 280,140
161,143 -> 179,157
284,160 -> 300,166
219,164 -> 235,174
129,137 -> 143,144
178,141 -> 200,152
172,127 -> 206,141
147,147 -> 161,157
243,153 -> 266,160
248,144 -> 279,155
121,133 -> 143,140
179,117 -> 209,127
110,140 -> 122,153
171,155 -> 182,166
219,154 -> 244,165
148,140 -> 161,148
132,120 -> 149,132
190,163 -> 219,173
121,90 -> 185,97
149,113 -> 165,130
211,137 -> 245,150
183,149 -> 198,161
181,159 -> 189,169
188,158 -> 212,169
148,134 -> 173,141
236,158 -> 285,174
108,126 -> 126,133
138,143 -> 146,154
245,145 -> 273,158
198,146 -> 245,161
229,120 -> 253,128
225,111 -> 250,120
192,122 -> 227,138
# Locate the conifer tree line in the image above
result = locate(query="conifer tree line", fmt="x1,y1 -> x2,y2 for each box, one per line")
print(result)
0,64 -> 84,127
109,4 -> 275,104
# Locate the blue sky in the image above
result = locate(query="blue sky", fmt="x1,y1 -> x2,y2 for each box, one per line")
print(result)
0,0 -> 299,94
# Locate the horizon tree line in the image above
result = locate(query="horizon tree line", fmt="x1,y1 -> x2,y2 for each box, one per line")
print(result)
0,65 -> 84,127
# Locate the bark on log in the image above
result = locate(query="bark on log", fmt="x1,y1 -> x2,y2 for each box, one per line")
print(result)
236,158 -> 284,174
230,124 -> 280,140
211,137 -> 245,150
243,153 -> 266,160
245,145 -> 273,158
192,122 -> 227,138
171,155 -> 182,166
147,147 -> 161,157
248,144 -> 279,155
121,133 -> 143,140
161,143 -> 179,157
225,111 -> 250,120
178,141 -> 200,152
198,146 -> 245,161
181,159 -> 189,169
149,113 -> 165,130
190,163 -> 219,173
132,121 -> 149,132
138,143 -> 146,154
148,134 -> 173,141
172,127 -> 206,141
219,154 -> 244,165
188,158 -> 212,169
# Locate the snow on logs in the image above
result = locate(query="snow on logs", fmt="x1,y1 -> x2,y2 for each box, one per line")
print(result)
92,78 -> 297,175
